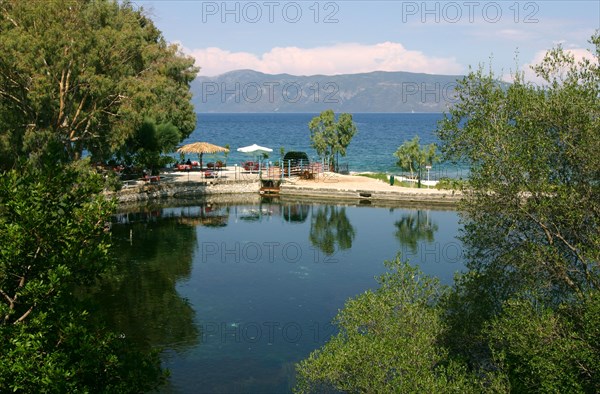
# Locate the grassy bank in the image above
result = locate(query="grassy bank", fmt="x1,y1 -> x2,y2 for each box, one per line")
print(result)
357,173 -> 468,191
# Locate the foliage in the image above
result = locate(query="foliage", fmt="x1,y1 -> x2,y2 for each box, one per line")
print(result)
295,258 -> 488,393
297,34 -> 600,394
435,177 -> 469,191
0,0 -> 198,169
283,151 -> 310,167
486,292 -> 600,393
439,33 -> 600,305
394,135 -> 439,187
0,163 -> 165,391
356,172 -> 389,182
118,118 -> 181,172
308,110 -> 357,171
224,144 -> 230,165
438,33 -> 600,390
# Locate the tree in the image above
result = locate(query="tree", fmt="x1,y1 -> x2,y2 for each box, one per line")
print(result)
0,0 -> 198,169
295,258 -> 487,393
224,144 -> 231,165
437,33 -> 600,390
279,146 -> 285,165
296,34 -> 600,393
394,136 -> 439,187
117,118 -> 181,173
309,110 -> 357,171
0,161 -> 165,391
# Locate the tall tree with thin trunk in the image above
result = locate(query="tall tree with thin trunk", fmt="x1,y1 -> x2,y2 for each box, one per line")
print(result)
0,0 -> 198,169
394,136 -> 439,187
309,110 -> 357,171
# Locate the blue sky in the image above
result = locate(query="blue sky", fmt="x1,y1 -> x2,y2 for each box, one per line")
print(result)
138,1 -> 599,78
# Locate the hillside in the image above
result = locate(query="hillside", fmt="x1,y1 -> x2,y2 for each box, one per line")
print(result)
191,69 -> 463,113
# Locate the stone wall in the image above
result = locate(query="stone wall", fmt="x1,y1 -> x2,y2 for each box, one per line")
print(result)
279,184 -> 461,205
109,180 -> 260,203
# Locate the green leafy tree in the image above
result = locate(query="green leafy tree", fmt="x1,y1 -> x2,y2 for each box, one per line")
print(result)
394,135 -> 439,187
309,110 -> 357,171
335,113 -> 357,170
309,110 -> 336,169
297,34 -> 600,394
485,293 -> 600,392
438,33 -> 600,390
295,258 -> 488,393
279,146 -> 285,165
0,162 -> 165,391
0,0 -> 198,168
224,143 -> 230,166
119,118 -> 181,173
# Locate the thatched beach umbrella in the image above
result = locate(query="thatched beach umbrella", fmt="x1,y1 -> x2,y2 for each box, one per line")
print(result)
177,142 -> 229,169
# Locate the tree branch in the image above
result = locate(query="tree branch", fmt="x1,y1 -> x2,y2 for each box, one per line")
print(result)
0,6 -> 19,28
14,306 -> 34,324
69,93 -> 87,132
523,210 -> 585,294
0,289 -> 15,310
58,68 -> 66,127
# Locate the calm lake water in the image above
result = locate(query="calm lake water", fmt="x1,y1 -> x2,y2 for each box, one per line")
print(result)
102,198 -> 464,393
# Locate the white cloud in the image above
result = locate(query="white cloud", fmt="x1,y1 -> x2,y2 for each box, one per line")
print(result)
183,42 -> 463,77
502,46 -> 597,84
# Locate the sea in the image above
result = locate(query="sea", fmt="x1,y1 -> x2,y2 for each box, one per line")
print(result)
182,113 -> 468,179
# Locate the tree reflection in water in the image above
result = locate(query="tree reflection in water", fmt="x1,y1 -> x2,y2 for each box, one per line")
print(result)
309,205 -> 356,255
90,205 -> 231,354
394,210 -> 439,254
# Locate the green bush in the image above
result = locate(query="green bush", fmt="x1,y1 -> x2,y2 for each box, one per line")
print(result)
295,258 -> 486,393
435,177 -> 468,190
0,163 -> 165,392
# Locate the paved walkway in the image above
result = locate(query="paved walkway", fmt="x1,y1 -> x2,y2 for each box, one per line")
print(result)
160,167 -> 260,183
153,168 -> 462,205
279,173 -> 461,204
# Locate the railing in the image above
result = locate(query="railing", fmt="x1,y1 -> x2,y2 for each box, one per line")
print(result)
261,160 -> 325,180
231,159 -> 354,181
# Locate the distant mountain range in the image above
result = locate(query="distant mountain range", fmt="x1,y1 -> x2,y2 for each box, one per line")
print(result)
191,69 -> 464,113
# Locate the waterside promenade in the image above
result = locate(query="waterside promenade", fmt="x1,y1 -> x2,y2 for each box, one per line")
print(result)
110,167 -> 462,205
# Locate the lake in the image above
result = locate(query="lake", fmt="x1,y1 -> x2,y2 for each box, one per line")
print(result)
102,197 -> 464,393
184,113 -> 467,178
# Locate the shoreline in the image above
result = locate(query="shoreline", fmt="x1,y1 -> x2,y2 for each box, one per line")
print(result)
109,168 -> 462,207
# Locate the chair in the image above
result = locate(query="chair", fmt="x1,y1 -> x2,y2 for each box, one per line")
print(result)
243,161 -> 259,172
141,174 -> 160,183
